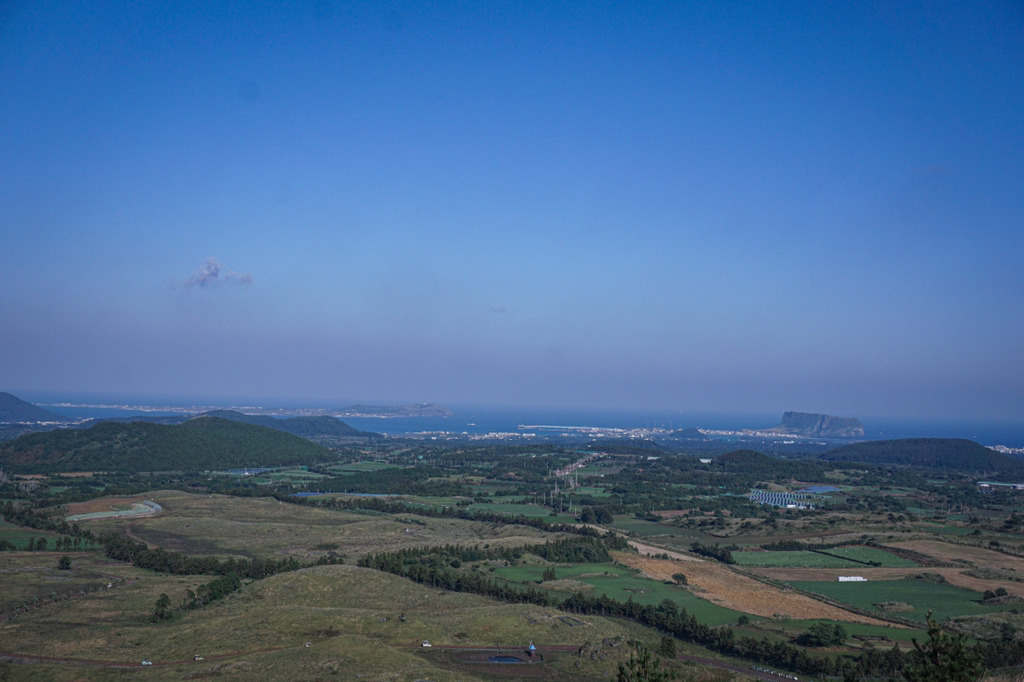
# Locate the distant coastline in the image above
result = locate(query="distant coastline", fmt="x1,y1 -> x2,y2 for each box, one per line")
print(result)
33,400 -> 1024,448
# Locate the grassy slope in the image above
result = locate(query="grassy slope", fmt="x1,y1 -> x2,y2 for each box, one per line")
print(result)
0,564 -> 665,681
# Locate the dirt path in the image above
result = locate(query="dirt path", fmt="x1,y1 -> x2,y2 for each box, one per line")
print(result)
0,645 -> 292,669
627,540 -> 704,561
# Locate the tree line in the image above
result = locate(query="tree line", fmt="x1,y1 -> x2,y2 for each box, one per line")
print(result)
275,490 -> 603,536
152,572 -> 243,622
98,532 -> 340,579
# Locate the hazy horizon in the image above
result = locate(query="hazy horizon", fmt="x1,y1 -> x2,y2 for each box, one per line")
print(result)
3,2 -> 1022,423
10,389 -> 1024,448
11,387 -> 1024,431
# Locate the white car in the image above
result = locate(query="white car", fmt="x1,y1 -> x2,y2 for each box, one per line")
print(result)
421,641 -> 432,647
141,660 -> 152,666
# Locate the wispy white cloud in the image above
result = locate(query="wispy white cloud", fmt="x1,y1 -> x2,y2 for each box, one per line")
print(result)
183,257 -> 252,288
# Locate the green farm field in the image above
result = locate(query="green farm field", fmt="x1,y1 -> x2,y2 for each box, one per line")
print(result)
467,502 -> 577,523
734,548 -> 917,568
790,579 -> 1019,622
819,546 -> 918,567
0,522 -> 57,550
608,516 -> 702,538
326,461 -> 402,474
493,561 -> 742,625
733,550 -> 857,568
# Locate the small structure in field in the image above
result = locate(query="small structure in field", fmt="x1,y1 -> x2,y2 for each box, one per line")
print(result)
838,576 -> 866,582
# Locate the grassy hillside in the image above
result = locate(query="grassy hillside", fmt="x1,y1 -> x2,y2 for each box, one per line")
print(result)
0,563 -> 657,680
820,438 -> 1022,473
0,417 -> 336,473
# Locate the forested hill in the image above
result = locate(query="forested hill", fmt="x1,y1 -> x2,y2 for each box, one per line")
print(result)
0,417 -> 336,473
820,438 -> 1022,474
712,449 -> 827,480
198,410 -> 382,440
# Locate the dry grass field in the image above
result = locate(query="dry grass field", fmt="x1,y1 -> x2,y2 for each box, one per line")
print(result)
0,492 -> 743,680
77,491 -> 556,562
0,553 -> 145,615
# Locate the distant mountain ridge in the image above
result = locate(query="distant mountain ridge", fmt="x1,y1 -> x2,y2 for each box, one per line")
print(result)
0,416 -> 336,473
0,392 -> 68,423
68,409 -> 383,442
821,438 -> 1023,473
768,411 -> 865,437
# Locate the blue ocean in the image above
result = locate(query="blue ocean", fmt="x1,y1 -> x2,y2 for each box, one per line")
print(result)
342,406 -> 1024,448
35,396 -> 1024,448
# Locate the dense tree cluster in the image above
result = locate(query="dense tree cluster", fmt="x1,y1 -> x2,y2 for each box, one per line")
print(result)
153,572 -> 243,622
796,622 -> 847,647
688,541 -> 735,564
99,532 -> 339,579
577,506 -> 614,523
359,536 -> 623,573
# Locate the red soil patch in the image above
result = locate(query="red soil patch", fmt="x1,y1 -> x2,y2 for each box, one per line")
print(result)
655,510 -> 694,518
64,496 -> 146,516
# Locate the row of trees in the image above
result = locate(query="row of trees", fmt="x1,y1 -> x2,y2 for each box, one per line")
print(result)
99,532 -> 341,579
277,490 -> 602,537
0,535 -> 88,551
358,536 -> 624,575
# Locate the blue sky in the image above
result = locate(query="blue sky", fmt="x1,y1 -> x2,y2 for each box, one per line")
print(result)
1,1 -> 1022,420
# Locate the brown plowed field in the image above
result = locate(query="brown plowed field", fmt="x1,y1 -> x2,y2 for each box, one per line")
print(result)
612,552 -> 894,625
65,495 -> 147,515
890,540 -> 1024,571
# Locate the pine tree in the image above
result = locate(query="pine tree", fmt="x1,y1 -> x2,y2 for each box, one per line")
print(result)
152,593 -> 173,621
617,642 -> 676,682
903,611 -> 984,682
